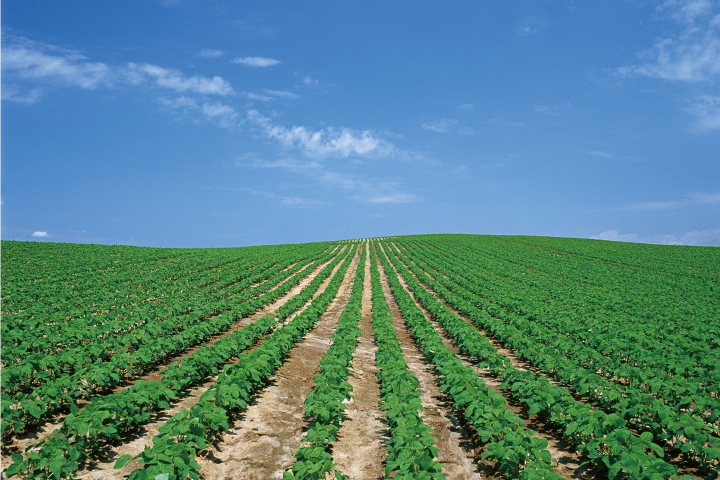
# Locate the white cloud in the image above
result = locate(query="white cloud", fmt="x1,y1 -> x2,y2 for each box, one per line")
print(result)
249,158 -> 322,173
302,75 -> 319,86
422,118 -> 458,133
263,89 -> 299,99
159,95 -> 199,110
231,56 -> 280,67
457,103 -> 474,111
534,104 -> 567,115
159,96 -> 239,128
245,92 -> 274,102
619,1 -> 720,82
422,118 -> 474,135
587,150 -> 616,159
31,231 -> 49,238
365,192 -> 418,204
687,95 -> 720,130
199,49 -> 224,58
247,110 -> 396,158
2,85 -> 44,104
248,157 -> 417,204
318,171 -> 418,204
660,0 -> 714,24
622,191 -> 720,210
279,196 -> 327,207
2,42 -> 112,89
689,192 -> 720,204
127,63 -> 234,95
591,228 -> 720,246
201,101 -> 238,126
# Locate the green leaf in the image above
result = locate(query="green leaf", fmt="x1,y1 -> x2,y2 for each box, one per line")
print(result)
114,454 -> 134,469
11,453 -> 24,463
650,442 -> 664,458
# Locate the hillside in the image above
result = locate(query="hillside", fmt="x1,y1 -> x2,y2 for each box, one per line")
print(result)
1,235 -> 718,480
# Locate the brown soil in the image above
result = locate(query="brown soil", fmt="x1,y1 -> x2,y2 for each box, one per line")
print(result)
194,245 -> 362,480
331,243 -> 387,480
382,243 -> 597,480
1,254 -> 339,459
375,245 -> 483,480
2,248 -> 347,480
387,242 -> 717,480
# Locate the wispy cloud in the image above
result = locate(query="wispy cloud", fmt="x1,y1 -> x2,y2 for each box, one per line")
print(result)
159,96 -> 239,128
127,63 -> 234,95
2,85 -> 44,104
618,1 -> 720,82
199,49 -> 224,58
534,103 -> 568,115
422,118 -> 474,135
279,196 -> 328,207
248,157 -> 417,204
248,157 -> 322,173
587,150 -> 616,159
247,110 -> 396,158
202,102 -> 239,127
422,118 -> 458,133
2,36 -> 236,101
687,95 -> 720,130
317,171 -> 419,204
617,1 -> 720,129
263,89 -> 299,99
591,228 -> 720,246
622,191 -> 720,210
517,15 -> 548,37
245,92 -> 274,102
457,103 -> 474,111
31,231 -> 49,238
231,56 -> 280,67
2,38 -> 112,89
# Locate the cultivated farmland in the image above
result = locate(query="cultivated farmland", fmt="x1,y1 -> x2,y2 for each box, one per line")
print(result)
1,235 -> 719,480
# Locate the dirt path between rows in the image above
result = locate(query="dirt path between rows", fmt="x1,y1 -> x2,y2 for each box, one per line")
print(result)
388,243 -> 709,480
37,248 -> 348,480
375,245 -> 482,480
1,254 -> 342,467
195,245 -> 362,480
331,243 -> 387,480
383,243 -> 601,479
385,242 -> 618,479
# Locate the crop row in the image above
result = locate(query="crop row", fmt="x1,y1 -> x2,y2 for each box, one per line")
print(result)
412,237 -> 719,376
391,240 -> 719,475
114,243 -> 359,480
368,244 -> 445,480
1,245 -> 317,366
3,313 -> 279,479
284,243 -> 367,479
376,242 -> 560,479
1,246 -> 342,442
385,240 -> 701,479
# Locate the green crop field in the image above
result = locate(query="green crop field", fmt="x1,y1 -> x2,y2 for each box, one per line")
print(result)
1,235 -> 718,480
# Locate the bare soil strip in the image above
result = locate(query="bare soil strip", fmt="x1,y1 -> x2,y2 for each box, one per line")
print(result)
388,243 -> 622,479
19,249 -> 348,480
375,246 -> 483,480
194,246 -> 362,480
384,244 -> 601,480
1,254 -> 342,465
331,243 -> 387,480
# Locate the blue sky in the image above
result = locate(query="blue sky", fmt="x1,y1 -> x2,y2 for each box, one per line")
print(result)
2,1 -> 719,247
